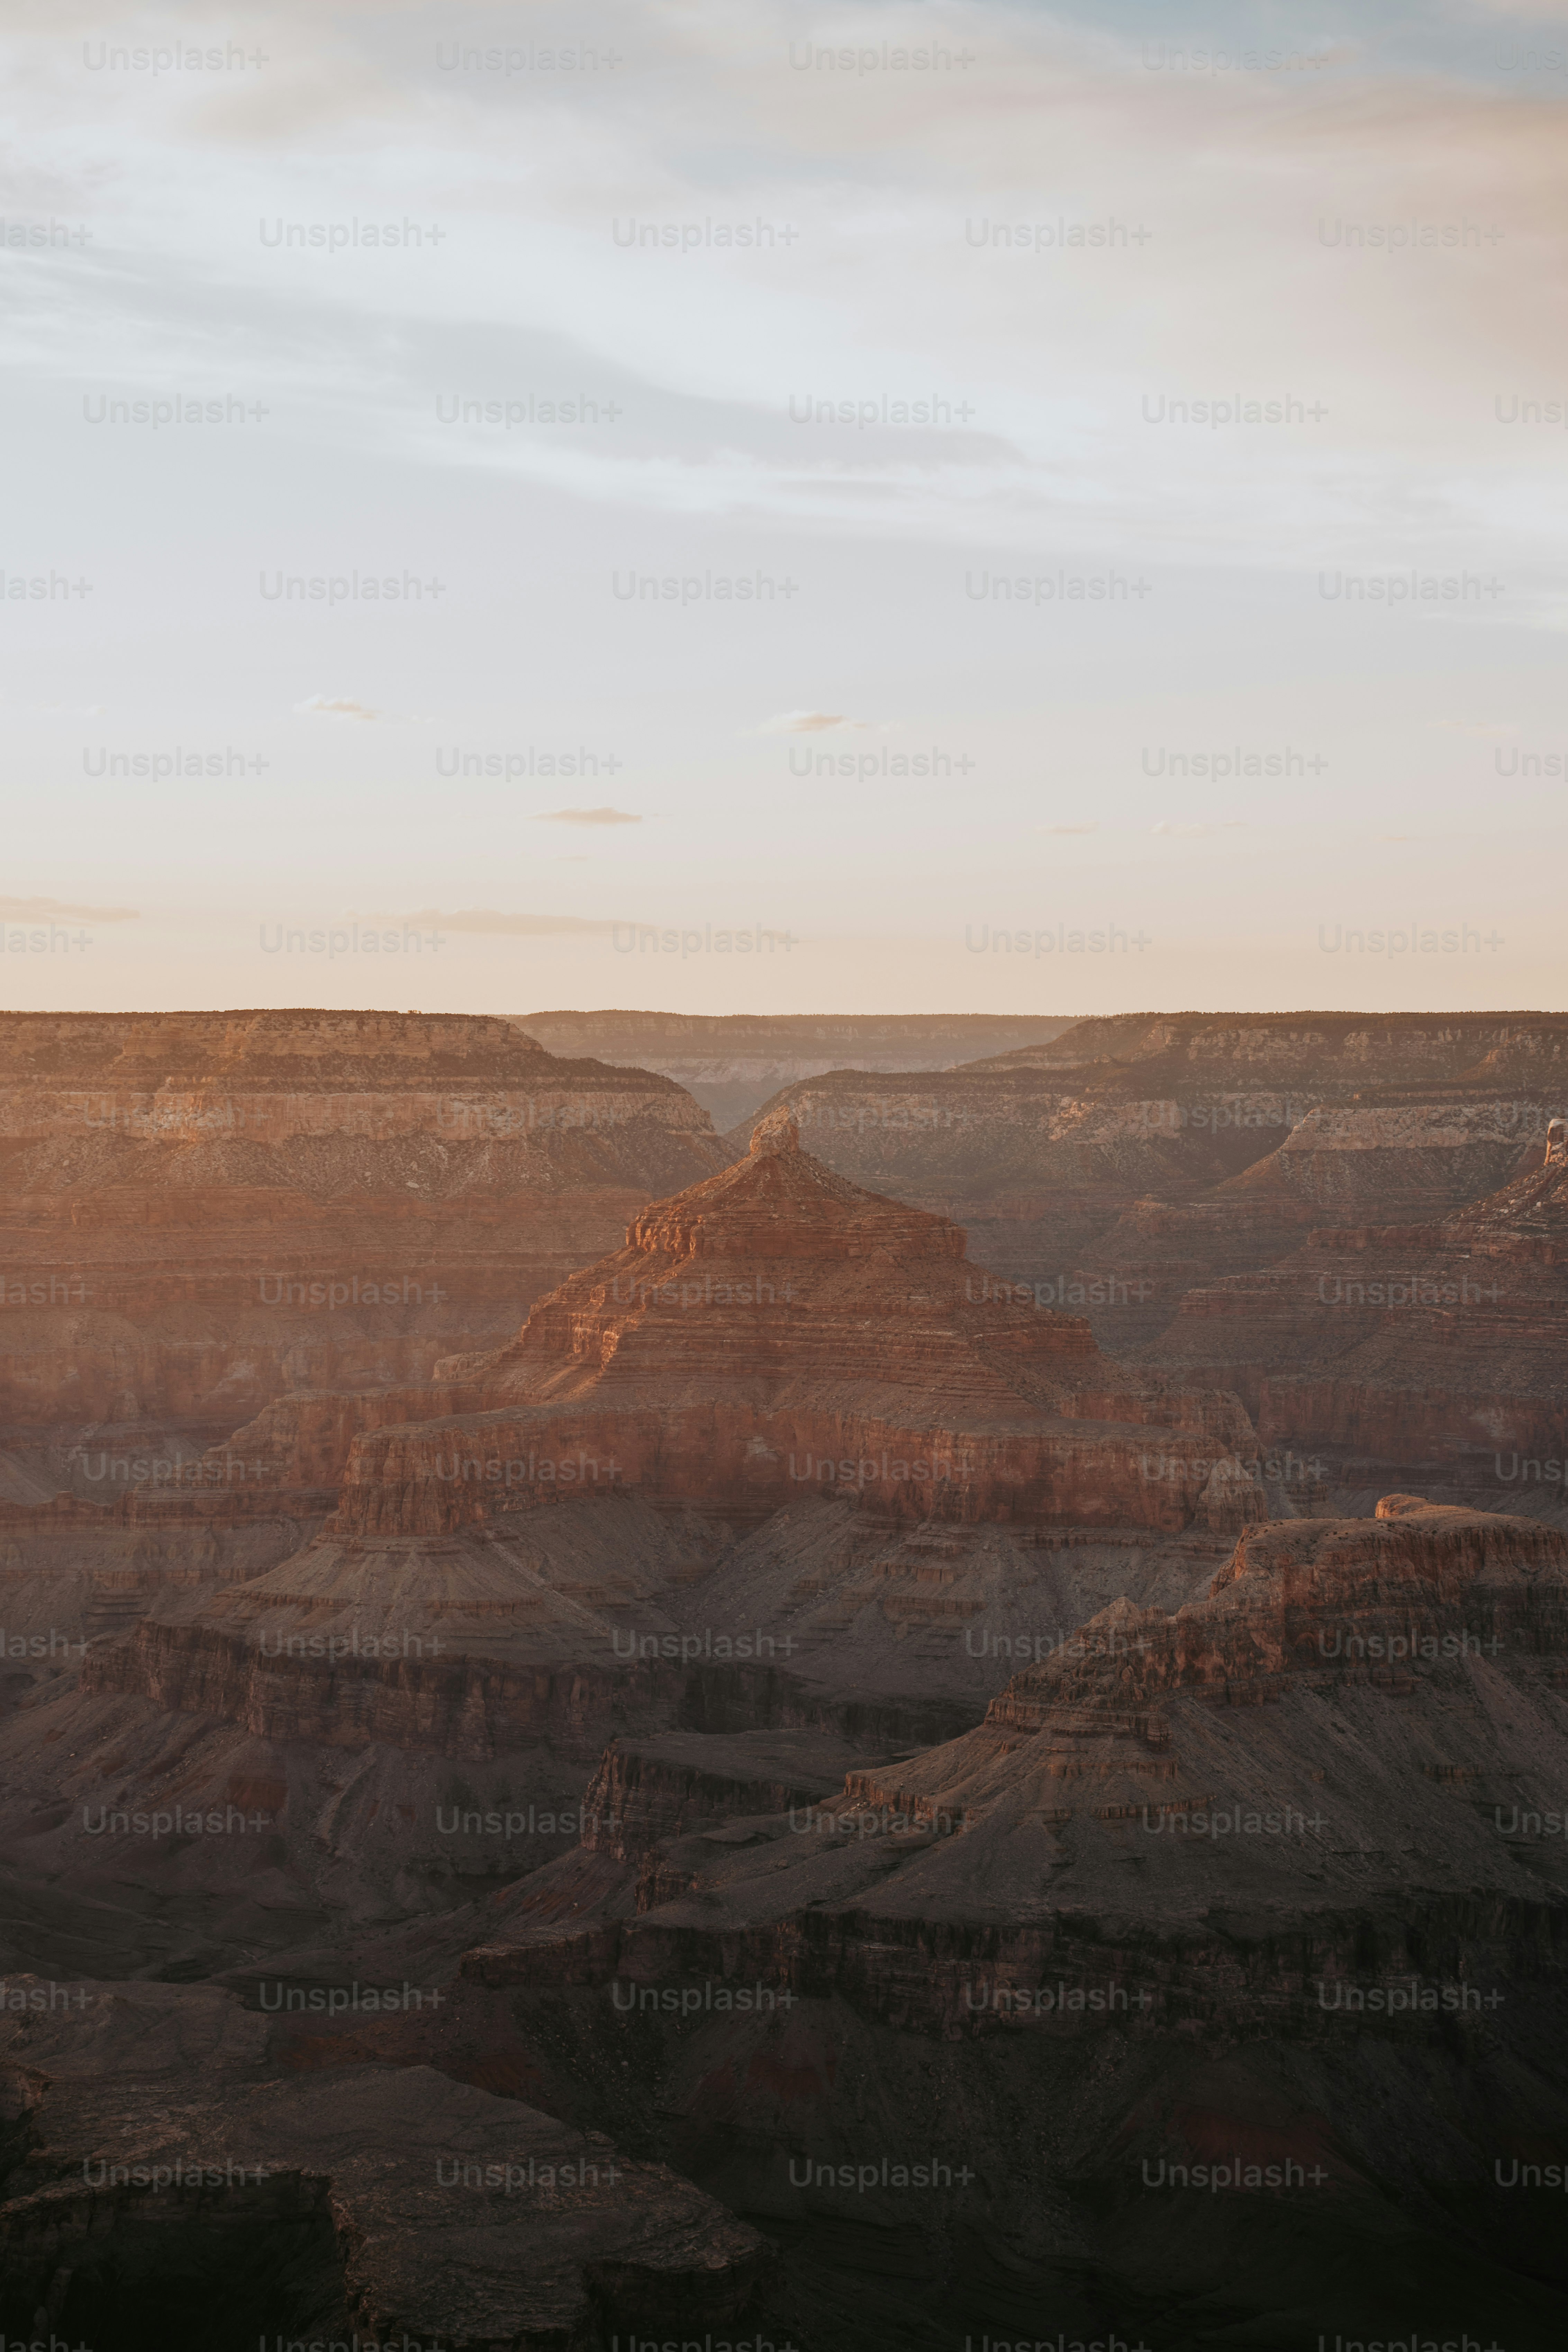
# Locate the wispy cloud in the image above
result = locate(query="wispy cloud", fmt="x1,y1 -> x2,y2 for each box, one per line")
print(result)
758,712 -> 872,734
0,895 -> 138,921
294,695 -> 379,721
532,807 -> 643,826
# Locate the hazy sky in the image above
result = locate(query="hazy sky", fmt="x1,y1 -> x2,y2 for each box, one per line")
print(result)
5,0 -> 1567,1017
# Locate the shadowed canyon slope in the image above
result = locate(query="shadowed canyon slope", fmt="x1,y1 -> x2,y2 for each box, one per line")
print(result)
0,1108 -> 1263,1994
457,1499 -> 1568,2347
735,1011 -> 1568,1404
1145,1146 -> 1568,1498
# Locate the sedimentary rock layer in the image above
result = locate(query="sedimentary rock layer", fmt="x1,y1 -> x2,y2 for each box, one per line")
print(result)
316,1111 -> 1261,1537
0,1008 -> 732,1437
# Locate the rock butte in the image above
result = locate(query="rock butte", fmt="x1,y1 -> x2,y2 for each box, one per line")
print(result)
252,1105 -> 1261,1539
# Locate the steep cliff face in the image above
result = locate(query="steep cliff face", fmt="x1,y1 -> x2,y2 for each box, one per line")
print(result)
515,1009 -> 1078,1129
321,1113 -> 1261,1540
0,1009 -> 732,1440
1146,1157 -> 1568,1490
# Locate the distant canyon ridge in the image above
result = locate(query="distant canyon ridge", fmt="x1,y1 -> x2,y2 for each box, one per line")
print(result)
512,1010 -> 1078,1130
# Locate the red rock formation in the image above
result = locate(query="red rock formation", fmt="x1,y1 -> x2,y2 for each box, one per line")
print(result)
325,1111 -> 1260,1540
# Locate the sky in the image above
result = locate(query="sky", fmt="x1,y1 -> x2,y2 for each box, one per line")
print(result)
4,0 -> 1568,1018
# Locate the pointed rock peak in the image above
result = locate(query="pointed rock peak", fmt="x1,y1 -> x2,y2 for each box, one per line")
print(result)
750,1109 -> 800,1156
621,1100 -> 967,1263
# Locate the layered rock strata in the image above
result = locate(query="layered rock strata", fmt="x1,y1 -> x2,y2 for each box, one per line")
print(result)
316,1110 -> 1261,1540
466,1499 -> 1568,2023
0,1008 -> 732,1442
450,1497 -> 1568,2347
1146,1154 -> 1568,1490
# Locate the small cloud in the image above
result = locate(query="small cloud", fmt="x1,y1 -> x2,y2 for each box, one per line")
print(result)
294,694 -> 379,721
1037,822 -> 1098,834
397,907 -> 618,937
1152,821 -> 1245,836
756,710 -> 871,734
0,894 -> 138,921
1437,718 -> 1516,737
532,806 -> 642,826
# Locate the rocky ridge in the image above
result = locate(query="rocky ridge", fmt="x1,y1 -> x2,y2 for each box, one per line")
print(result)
0,1978 -> 765,2348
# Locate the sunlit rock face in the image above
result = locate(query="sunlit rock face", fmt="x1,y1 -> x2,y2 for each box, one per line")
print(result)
0,1008 -> 734,1439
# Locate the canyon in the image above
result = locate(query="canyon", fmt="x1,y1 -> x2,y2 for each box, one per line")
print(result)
2,1007 -> 1566,2348
513,1010 -> 1078,1131
742,1015 -> 1568,1482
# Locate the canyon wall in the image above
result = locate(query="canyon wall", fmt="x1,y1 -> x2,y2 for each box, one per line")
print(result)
0,1009 -> 732,1444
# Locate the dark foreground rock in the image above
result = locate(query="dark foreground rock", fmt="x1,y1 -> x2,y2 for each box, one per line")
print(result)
0,1980 -> 765,2351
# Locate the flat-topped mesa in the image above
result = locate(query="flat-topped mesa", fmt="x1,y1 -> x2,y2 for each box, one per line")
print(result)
0,1007 -> 718,1137
0,1007 -> 565,1092
329,1129 -> 1261,1537
981,1496 -> 1568,1731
